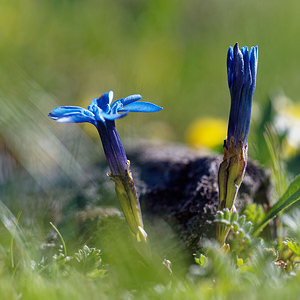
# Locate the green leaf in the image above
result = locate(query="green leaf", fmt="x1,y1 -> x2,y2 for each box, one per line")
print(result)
230,211 -> 238,223
238,229 -> 245,238
238,215 -> 246,227
215,210 -> 231,225
254,174 -> 300,236
283,239 -> 300,256
244,222 -> 253,233
243,204 -> 265,227
224,208 -> 230,221
195,254 -> 208,267
232,222 -> 239,232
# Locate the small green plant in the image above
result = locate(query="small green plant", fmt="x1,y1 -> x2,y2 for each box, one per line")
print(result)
215,209 -> 254,257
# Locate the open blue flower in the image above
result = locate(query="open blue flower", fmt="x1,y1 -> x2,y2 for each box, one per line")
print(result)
49,91 -> 162,175
227,43 -> 258,147
49,90 -> 161,125
49,91 -> 162,242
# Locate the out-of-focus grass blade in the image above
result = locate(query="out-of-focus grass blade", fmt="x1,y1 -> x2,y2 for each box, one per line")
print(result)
253,125 -> 290,236
0,200 -> 26,253
254,174 -> 300,236
0,72 -> 98,189
263,125 -> 288,198
50,222 -> 67,257
10,210 -> 22,269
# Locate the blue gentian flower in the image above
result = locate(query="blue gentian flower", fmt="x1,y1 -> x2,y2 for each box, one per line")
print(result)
217,43 -> 258,244
49,91 -> 161,175
49,91 -> 162,242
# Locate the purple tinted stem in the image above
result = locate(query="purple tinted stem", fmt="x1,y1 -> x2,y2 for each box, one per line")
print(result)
96,120 -> 128,176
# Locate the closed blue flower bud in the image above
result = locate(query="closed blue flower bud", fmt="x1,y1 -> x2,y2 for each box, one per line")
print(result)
227,43 -> 258,147
217,43 -> 258,245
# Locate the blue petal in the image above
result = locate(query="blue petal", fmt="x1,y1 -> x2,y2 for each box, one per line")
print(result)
233,43 -> 244,86
121,94 -> 142,106
101,111 -> 129,120
240,46 -> 248,56
110,100 -> 124,114
88,98 -> 99,110
120,101 -> 163,113
227,46 -> 233,90
250,46 -> 258,87
88,103 -> 106,122
48,106 -> 96,124
89,91 -> 114,113
226,43 -> 258,147
107,90 -> 114,104
98,91 -> 114,107
242,47 -> 251,86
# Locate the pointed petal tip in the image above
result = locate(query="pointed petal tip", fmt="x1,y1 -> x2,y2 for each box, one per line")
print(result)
250,45 -> 258,61
47,106 -> 96,124
121,94 -> 143,106
154,105 -> 163,112
120,101 -> 163,113
241,46 -> 249,57
233,42 -> 239,52
102,90 -> 113,96
108,90 -> 114,104
48,112 -> 57,120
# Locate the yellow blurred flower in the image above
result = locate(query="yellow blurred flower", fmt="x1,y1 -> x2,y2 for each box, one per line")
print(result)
274,95 -> 300,157
285,102 -> 300,119
185,117 -> 227,149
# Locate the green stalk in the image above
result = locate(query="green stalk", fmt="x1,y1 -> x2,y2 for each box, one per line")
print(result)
50,222 -> 67,257
10,210 -> 22,270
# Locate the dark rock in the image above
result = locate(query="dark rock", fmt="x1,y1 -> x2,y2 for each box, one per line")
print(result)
127,143 -> 271,251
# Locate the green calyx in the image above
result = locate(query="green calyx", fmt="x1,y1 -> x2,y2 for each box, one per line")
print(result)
109,160 -> 147,242
217,137 -> 247,244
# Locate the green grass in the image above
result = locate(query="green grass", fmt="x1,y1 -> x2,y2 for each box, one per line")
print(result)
2,203 -> 300,300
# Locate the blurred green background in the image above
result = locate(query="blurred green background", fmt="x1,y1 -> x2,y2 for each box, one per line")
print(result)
1,0 -> 300,173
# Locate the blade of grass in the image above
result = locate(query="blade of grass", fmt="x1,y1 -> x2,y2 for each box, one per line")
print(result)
263,124 -> 287,198
10,210 -> 22,270
50,222 -> 67,257
253,174 -> 300,236
0,201 -> 30,270
252,125 -> 288,239
0,200 -> 26,248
